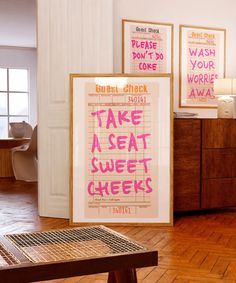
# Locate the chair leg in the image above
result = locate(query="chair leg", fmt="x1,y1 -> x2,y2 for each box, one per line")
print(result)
108,268 -> 137,283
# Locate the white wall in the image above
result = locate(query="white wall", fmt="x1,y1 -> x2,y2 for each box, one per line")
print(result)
0,46 -> 37,127
114,0 -> 236,118
0,0 -> 36,47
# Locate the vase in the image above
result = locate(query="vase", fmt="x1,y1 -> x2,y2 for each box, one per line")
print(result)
10,122 -> 26,138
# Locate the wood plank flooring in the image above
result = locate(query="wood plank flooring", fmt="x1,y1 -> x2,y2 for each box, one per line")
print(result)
1,178 -> 236,282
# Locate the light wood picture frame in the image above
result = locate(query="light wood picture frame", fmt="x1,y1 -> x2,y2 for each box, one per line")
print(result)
179,25 -> 226,108
122,19 -> 173,74
70,74 -> 173,226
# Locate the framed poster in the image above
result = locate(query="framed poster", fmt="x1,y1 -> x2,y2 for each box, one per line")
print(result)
179,25 -> 226,108
70,74 -> 173,225
122,19 -> 173,74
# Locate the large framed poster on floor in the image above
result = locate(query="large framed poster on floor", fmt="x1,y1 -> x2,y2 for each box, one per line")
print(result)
179,25 -> 226,108
122,19 -> 173,74
70,74 -> 173,225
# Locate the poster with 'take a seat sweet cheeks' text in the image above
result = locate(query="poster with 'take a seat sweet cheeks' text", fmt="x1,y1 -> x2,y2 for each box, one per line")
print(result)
70,74 -> 172,225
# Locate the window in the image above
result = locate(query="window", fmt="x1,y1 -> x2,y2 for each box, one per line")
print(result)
0,68 -> 29,138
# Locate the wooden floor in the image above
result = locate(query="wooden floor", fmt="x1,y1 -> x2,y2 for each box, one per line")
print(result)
1,179 -> 236,282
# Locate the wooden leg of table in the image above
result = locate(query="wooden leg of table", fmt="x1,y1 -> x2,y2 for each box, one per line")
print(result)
108,268 -> 137,283
108,271 -> 116,283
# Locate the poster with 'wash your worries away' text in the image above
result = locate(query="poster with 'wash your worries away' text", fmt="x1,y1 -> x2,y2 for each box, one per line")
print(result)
180,25 -> 225,108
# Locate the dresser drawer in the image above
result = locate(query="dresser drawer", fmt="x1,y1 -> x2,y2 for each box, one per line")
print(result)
174,119 -> 201,211
202,119 -> 236,148
202,179 -> 236,208
202,149 -> 236,179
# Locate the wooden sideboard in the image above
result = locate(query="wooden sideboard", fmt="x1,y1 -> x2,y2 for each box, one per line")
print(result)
0,139 -> 29,178
174,118 -> 236,211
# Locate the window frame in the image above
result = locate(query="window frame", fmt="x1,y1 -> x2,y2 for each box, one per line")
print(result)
0,67 -> 30,137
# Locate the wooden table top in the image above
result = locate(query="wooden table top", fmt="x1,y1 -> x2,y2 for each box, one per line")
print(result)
0,226 -> 157,283
0,138 -> 29,149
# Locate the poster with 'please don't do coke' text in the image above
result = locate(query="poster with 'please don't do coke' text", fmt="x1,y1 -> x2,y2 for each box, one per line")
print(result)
70,74 -> 172,225
122,20 -> 173,74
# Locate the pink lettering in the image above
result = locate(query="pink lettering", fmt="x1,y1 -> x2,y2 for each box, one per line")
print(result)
99,160 -> 115,173
87,179 -> 153,196
128,133 -> 138,152
139,158 -> 152,173
134,180 -> 145,193
190,60 -> 215,71
122,181 -> 133,194
139,62 -> 157,71
106,108 -> 117,129
189,48 -> 198,56
131,39 -> 136,48
115,160 -> 126,173
190,60 -> 197,70
90,158 -> 153,174
127,160 -> 138,173
189,89 -> 195,97
87,181 -> 95,196
148,52 -> 153,59
145,177 -> 153,193
131,40 -> 157,49
132,51 -> 147,60
108,133 -> 116,150
155,52 -> 164,60
118,111 -> 130,125
110,181 -> 121,195
137,133 -> 151,149
209,61 -> 214,70
131,110 -> 143,125
91,110 -> 106,128
188,88 -> 214,98
189,48 -> 216,57
205,88 -> 212,97
196,89 -> 205,96
94,182 -> 109,196
108,132 -> 149,151
91,156 -> 99,173
187,73 -> 218,84
91,109 -> 143,128
91,134 -> 101,153
117,135 -> 128,149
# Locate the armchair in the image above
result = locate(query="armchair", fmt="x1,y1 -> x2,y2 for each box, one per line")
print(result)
11,126 -> 37,182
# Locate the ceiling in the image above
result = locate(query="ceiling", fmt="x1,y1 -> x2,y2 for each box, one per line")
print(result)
0,0 -> 36,48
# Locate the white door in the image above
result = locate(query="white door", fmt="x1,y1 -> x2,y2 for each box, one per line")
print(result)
37,0 -> 113,218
